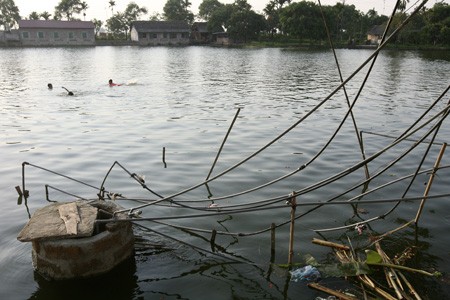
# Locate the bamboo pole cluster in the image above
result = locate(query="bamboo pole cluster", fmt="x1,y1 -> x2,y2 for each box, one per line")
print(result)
309,238 -> 432,300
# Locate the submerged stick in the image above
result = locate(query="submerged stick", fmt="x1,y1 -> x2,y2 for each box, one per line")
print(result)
308,282 -> 358,300
415,143 -> 447,224
370,220 -> 415,245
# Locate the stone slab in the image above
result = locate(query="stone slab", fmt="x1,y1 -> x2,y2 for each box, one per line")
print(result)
17,201 -> 98,242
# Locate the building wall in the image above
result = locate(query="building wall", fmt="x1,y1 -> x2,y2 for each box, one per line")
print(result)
19,28 -> 95,46
131,27 -> 190,46
0,30 -> 20,46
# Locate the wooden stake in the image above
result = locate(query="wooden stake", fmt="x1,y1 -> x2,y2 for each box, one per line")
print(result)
270,223 -> 276,262
415,143 -> 447,224
16,186 -> 23,205
162,147 -> 167,168
288,193 -> 297,265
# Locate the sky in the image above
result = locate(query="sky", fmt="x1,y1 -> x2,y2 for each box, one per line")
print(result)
14,0 -> 449,22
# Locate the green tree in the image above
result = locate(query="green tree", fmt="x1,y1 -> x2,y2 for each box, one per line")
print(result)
80,1 -> 88,20
276,0 -> 291,8
264,1 -> 278,35
55,0 -> 84,20
40,11 -> 52,20
198,0 -> 223,21
123,2 -> 147,37
331,3 -> 363,42
29,11 -> 40,20
424,2 -> 450,45
106,12 -> 127,38
208,0 -> 265,42
207,3 -> 233,32
163,0 -> 194,23
279,1 -> 325,42
263,0 -> 292,36
227,0 -> 266,42
148,12 -> 162,21
92,18 -> 102,36
105,2 -> 147,39
53,11 -> 62,20
0,0 -> 20,30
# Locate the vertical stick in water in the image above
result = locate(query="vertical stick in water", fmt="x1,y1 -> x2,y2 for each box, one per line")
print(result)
288,192 -> 297,265
162,147 -> 167,168
270,223 -> 276,262
205,108 -> 241,181
415,143 -> 447,224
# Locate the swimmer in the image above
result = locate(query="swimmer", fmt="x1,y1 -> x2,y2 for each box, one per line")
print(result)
62,86 -> 74,96
109,79 -> 122,87
48,83 -> 53,89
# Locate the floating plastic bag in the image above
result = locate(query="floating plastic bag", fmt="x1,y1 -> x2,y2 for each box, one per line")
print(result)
289,265 -> 321,282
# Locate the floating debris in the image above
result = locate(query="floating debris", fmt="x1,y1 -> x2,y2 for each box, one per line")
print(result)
290,265 -> 321,282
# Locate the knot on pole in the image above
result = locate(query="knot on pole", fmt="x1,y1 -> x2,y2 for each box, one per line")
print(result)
286,192 -> 297,208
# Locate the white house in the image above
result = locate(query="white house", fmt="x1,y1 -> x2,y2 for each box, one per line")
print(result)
130,21 -> 190,46
18,20 -> 95,46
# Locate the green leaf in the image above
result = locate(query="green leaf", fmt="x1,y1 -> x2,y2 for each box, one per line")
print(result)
365,250 -> 383,264
317,261 -> 372,277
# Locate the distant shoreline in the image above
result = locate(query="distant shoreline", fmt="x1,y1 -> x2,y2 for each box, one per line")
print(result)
1,40 -> 449,52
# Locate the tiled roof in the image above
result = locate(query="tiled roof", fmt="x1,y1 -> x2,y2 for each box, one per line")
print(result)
367,25 -> 385,36
192,22 -> 208,33
18,20 -> 95,29
132,21 -> 190,32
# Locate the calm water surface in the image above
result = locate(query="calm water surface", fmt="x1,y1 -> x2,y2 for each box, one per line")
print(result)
1,46 -> 450,299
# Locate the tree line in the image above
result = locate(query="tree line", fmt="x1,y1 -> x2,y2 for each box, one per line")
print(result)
1,0 -> 449,46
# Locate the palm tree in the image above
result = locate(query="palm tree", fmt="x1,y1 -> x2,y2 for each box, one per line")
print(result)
40,11 -> 52,20
29,11 -> 40,20
182,0 -> 192,10
80,1 -> 88,20
108,0 -> 115,16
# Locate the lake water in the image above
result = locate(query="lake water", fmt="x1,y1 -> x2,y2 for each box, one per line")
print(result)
1,46 -> 450,299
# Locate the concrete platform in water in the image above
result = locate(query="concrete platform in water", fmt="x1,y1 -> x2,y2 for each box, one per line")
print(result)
17,200 -> 134,280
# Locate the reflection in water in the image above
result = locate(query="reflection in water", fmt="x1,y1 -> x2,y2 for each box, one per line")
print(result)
30,256 -> 139,299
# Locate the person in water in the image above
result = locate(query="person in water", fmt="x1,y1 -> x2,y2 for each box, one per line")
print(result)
62,86 -> 74,96
48,83 -> 53,89
108,79 -> 122,87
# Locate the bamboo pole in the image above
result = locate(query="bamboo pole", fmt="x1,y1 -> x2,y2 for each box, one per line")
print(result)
205,108 -> 240,181
312,238 -> 350,251
397,272 -> 423,300
360,274 -> 397,300
288,193 -> 297,265
415,143 -> 447,224
375,243 -> 407,300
